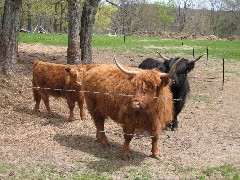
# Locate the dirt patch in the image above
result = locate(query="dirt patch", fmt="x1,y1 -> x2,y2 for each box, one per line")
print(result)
0,43 -> 240,179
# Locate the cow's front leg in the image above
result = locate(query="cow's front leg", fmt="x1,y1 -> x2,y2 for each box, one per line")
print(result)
92,112 -> 109,146
67,99 -> 75,122
150,136 -> 160,159
122,126 -> 135,161
171,115 -> 178,131
77,94 -> 86,121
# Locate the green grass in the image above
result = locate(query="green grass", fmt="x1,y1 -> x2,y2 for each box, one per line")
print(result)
226,70 -> 240,76
1,163 -> 240,180
0,164 -> 110,180
201,164 -> 240,180
19,33 -> 240,61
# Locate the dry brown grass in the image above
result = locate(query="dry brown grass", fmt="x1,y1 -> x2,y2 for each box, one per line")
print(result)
0,43 -> 239,179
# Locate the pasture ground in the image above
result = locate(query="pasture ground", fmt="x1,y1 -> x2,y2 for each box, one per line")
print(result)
0,43 -> 240,179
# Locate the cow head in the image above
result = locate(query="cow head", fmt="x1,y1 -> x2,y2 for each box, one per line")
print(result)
65,66 -> 82,90
115,58 -> 180,110
157,52 -> 203,88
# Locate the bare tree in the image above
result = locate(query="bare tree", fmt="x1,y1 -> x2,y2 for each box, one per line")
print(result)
0,0 -> 22,75
80,0 -> 101,64
67,0 -> 81,64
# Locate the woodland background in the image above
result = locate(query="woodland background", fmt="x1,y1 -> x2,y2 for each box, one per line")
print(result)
0,0 -> 239,38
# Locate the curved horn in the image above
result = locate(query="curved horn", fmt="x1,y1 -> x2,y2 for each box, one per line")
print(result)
189,55 -> 203,63
114,57 -> 139,75
160,58 -> 183,78
156,51 -> 170,61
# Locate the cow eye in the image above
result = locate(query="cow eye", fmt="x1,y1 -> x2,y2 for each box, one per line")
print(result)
145,80 -> 153,89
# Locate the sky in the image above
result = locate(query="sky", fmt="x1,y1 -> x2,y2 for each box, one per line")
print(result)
147,0 -> 212,9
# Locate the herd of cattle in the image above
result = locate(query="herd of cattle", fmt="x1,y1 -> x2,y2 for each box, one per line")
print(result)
32,53 -> 203,160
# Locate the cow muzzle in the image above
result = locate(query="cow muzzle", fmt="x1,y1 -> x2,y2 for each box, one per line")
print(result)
74,81 -> 82,90
132,101 -> 147,110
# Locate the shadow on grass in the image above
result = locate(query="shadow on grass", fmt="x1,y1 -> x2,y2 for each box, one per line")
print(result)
53,133 -> 148,172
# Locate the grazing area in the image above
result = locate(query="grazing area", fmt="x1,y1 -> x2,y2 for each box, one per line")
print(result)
0,39 -> 240,179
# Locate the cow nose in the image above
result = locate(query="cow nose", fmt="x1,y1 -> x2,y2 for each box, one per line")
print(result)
132,101 -> 140,109
132,101 -> 147,109
76,81 -> 82,86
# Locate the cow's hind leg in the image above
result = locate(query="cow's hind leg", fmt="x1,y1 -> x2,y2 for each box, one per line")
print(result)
32,80 -> 41,113
122,126 -> 135,161
39,92 -> 52,116
33,89 -> 41,113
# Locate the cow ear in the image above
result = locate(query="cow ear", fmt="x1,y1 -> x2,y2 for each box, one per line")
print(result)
156,78 -> 170,96
187,61 -> 195,72
65,67 -> 77,77
65,66 -> 71,73
160,77 -> 171,87
163,60 -> 170,68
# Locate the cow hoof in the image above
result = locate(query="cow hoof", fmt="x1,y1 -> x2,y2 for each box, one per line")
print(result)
149,154 -> 160,160
34,109 -> 40,113
68,118 -> 75,122
121,154 -> 132,161
165,126 -> 172,131
171,127 -> 178,131
81,116 -> 86,121
100,142 -> 111,149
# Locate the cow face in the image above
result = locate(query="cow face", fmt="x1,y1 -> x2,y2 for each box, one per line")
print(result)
164,57 -> 196,88
115,58 -> 179,110
131,71 -> 164,110
65,66 -> 82,90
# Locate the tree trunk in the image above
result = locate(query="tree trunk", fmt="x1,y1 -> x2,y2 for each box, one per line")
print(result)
0,0 -> 22,75
67,0 -> 80,64
54,1 -> 59,32
80,0 -> 100,64
27,3 -> 32,33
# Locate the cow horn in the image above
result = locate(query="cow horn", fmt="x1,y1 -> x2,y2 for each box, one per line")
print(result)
160,58 -> 183,78
114,57 -> 139,75
156,51 -> 170,61
189,55 -> 203,63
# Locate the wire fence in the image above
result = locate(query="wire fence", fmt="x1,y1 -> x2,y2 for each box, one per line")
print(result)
0,83 -> 225,105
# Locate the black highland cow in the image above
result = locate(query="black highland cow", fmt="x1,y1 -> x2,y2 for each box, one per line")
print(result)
138,52 -> 203,131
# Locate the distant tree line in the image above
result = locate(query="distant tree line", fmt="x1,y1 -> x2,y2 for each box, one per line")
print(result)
0,0 -> 239,75
1,0 -> 239,38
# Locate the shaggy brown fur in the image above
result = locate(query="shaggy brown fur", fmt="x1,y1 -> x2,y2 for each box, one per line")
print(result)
32,60 -> 86,121
82,63 -> 173,160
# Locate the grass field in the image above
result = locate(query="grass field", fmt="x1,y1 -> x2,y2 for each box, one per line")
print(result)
19,33 -> 240,61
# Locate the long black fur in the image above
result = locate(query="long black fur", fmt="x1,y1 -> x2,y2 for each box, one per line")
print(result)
139,57 -> 199,131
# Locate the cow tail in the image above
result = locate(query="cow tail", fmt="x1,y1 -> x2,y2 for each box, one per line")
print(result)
33,60 -> 40,69
32,77 -> 41,102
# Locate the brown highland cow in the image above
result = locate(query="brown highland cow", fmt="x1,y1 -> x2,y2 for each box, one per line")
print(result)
82,58 -> 180,160
32,60 -> 86,121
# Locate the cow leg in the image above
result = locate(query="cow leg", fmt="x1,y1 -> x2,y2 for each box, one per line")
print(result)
122,126 -> 135,161
67,99 -> 75,122
33,89 -> 41,113
171,115 -> 178,131
32,80 -> 41,113
40,92 -> 52,116
150,136 -> 160,159
166,109 -> 180,131
77,95 -> 86,121
92,111 -> 109,145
